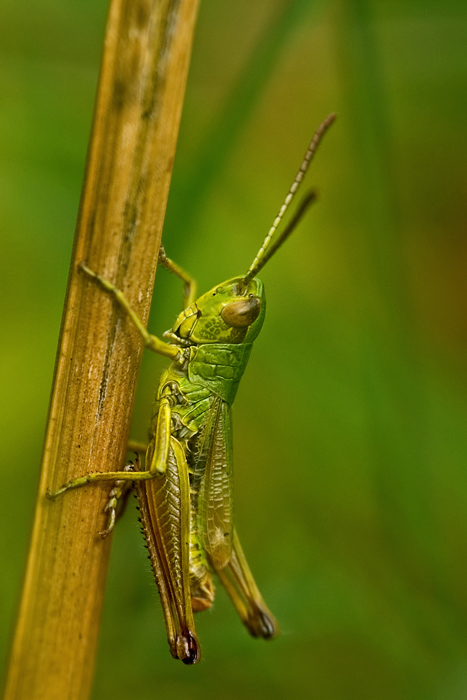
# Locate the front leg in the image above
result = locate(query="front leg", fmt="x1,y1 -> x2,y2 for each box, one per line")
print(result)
158,245 -> 197,309
79,263 -> 181,363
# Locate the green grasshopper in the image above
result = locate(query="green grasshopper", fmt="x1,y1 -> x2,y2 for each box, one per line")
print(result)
47,113 -> 335,664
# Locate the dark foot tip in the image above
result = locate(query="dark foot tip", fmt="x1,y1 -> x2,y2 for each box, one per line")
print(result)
178,631 -> 201,665
248,610 -> 280,639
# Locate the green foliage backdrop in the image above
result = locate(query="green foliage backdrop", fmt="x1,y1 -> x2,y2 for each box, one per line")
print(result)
1,1 -> 466,698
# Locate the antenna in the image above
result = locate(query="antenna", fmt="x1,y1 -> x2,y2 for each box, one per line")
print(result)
242,113 -> 336,287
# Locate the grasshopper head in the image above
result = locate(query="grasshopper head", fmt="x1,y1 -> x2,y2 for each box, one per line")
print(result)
171,115 -> 335,348
175,276 -> 266,345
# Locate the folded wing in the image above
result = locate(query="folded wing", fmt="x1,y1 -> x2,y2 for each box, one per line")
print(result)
195,397 -> 233,570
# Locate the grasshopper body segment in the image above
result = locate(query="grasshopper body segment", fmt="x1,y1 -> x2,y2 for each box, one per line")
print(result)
47,114 -> 335,664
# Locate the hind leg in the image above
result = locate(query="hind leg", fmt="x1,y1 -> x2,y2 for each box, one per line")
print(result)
214,529 -> 279,639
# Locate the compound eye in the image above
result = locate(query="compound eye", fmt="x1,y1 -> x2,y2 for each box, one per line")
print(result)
221,297 -> 260,328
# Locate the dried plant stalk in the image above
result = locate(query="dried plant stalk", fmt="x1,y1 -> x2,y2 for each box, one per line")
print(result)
4,1 -> 199,698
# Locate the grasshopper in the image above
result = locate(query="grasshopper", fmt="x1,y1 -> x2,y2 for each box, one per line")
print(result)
47,113 -> 335,664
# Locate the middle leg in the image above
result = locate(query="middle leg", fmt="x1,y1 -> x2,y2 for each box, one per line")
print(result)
47,398 -> 173,499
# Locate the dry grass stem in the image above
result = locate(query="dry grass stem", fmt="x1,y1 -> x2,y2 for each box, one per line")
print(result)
4,1 -> 199,698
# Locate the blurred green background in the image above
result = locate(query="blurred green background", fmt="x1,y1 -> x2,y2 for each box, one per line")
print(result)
1,0 -> 467,698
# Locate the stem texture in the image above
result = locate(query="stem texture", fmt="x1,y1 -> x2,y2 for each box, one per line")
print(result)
4,1 -> 199,698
